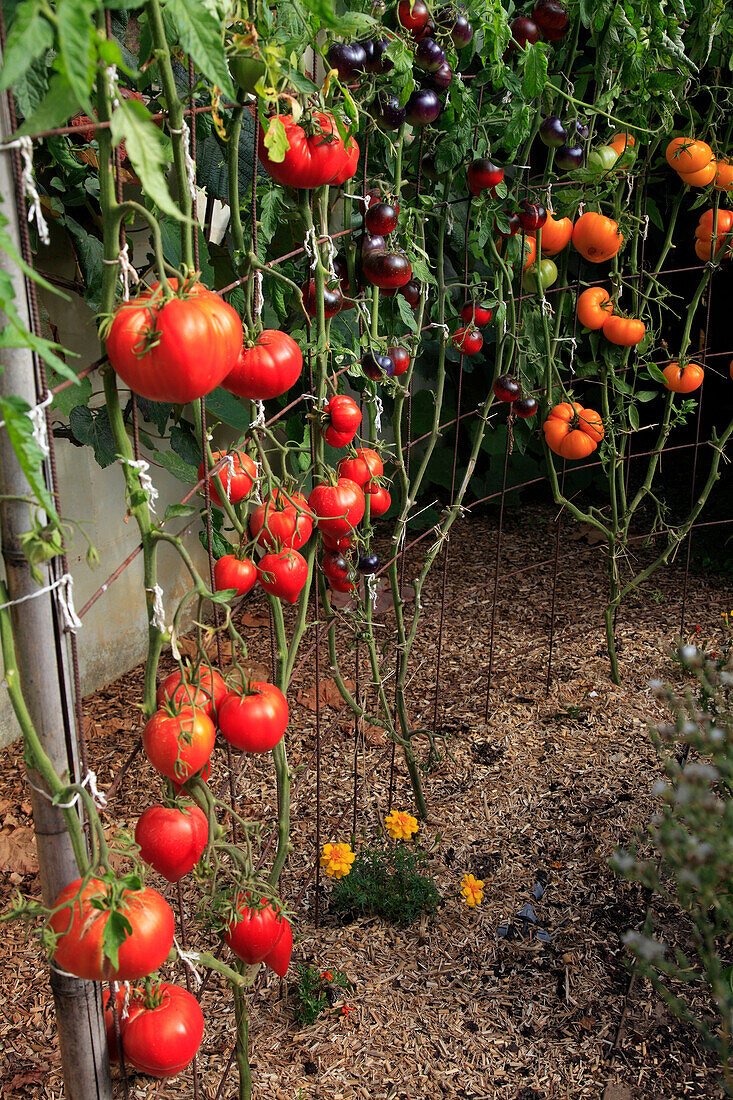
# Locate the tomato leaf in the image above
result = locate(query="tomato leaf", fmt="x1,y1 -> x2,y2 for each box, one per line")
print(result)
68,406 -> 117,468
396,294 -> 418,333
628,403 -> 639,430
0,396 -> 59,522
56,0 -> 96,113
164,503 -> 198,522
205,388 -> 251,432
263,117 -> 290,164
647,363 -> 669,386
164,0 -> 235,98
17,71 -> 81,136
156,449 -> 199,484
111,98 -> 185,221
521,43 -> 548,98
101,908 -> 133,972
0,0 -> 53,94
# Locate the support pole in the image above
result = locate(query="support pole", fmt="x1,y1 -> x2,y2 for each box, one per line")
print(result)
0,78 -> 114,1100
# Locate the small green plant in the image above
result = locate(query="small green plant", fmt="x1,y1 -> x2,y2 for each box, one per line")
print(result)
613,645 -> 733,1095
293,965 -> 350,1027
330,841 -> 441,926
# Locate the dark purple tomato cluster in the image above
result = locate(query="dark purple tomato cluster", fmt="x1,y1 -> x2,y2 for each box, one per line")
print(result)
538,114 -> 589,170
508,0 -> 570,51
493,374 -> 538,418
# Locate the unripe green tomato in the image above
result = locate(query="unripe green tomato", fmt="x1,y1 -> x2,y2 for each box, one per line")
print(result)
587,145 -> 620,172
230,55 -> 266,92
524,258 -> 558,293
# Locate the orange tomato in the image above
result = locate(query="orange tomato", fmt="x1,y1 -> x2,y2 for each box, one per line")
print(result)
665,137 -> 714,174
678,160 -> 718,188
610,132 -> 636,155
602,315 -> 646,347
576,287 -> 613,330
694,209 -> 733,260
662,361 -> 704,393
523,233 -> 536,269
572,212 -> 623,263
543,402 -> 604,460
539,213 -> 573,256
714,159 -> 733,191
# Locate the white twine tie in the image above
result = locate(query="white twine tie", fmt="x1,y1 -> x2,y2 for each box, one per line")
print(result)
147,583 -> 166,632
251,400 -> 266,428
120,457 -> 159,514
28,767 -> 106,809
642,214 -> 649,241
372,392 -> 383,434
0,136 -> 50,245
303,226 -> 320,272
0,572 -> 82,633
428,322 -> 450,341
105,65 -> 120,110
116,242 -> 139,301
254,270 -> 264,320
367,573 -> 378,607
27,393 -> 52,456
554,335 -> 577,375
170,119 -> 198,210
174,938 -> 203,988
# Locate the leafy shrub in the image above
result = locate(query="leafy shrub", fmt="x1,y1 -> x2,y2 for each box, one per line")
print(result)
330,841 -> 441,926
293,964 -> 350,1027
613,645 -> 733,1094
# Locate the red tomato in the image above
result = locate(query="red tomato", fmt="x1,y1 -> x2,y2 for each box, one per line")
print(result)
223,330 -> 302,401
397,0 -> 429,31
263,914 -> 293,977
460,302 -> 493,326
49,877 -> 175,982
157,665 -> 227,718
258,112 -> 350,188
337,448 -> 384,490
325,425 -> 355,448
452,327 -> 483,355
197,450 -> 257,507
330,135 -> 360,185
224,895 -> 285,965
368,485 -> 391,517
103,988 -> 144,1063
327,394 -> 362,437
258,548 -> 309,603
309,478 -> 366,537
387,346 -> 410,376
249,489 -> 314,550
322,550 -> 355,593
142,708 -> 216,783
303,278 -> 344,318
214,555 -> 258,597
467,159 -> 504,194
135,804 -> 209,883
321,531 -> 354,551
218,682 -> 289,753
120,983 -> 204,1079
106,291 -> 242,403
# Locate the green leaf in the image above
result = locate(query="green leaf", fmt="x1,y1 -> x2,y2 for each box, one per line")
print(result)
68,405 -> 117,468
164,502 -> 198,521
635,389 -> 657,403
17,71 -> 80,136
396,294 -> 418,333
156,448 -> 199,484
263,116 -> 289,163
0,0 -> 53,93
56,0 -> 95,111
50,376 -> 92,418
134,397 -> 171,435
63,217 -> 103,311
110,98 -> 184,221
260,187 -> 284,244
198,523 -> 233,559
205,388 -> 251,431
170,422 -> 201,466
0,395 -> 59,521
647,363 -> 669,386
628,403 -> 639,430
165,0 -> 234,97
101,908 -> 133,972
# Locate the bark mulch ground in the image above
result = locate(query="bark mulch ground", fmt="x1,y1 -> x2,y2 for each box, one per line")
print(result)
0,507 -> 730,1099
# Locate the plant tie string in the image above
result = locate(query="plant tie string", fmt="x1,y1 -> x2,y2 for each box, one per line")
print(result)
120,456 -> 158,513
251,400 -> 266,429
0,572 -> 82,633
27,767 -> 107,810
253,270 -> 264,320
0,135 -> 50,246
105,65 -> 120,110
174,937 -> 203,987
367,573 -> 378,607
169,120 -> 198,212
103,242 -> 140,301
554,335 -> 577,375
27,393 -> 53,456
427,322 -> 450,341
147,583 -> 167,633
642,214 -> 649,241
372,392 -> 383,433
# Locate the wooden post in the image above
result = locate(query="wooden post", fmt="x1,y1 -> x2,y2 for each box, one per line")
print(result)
0,74 -> 114,1100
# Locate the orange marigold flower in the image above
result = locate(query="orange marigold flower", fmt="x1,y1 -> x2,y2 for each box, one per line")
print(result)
320,841 -> 355,880
461,872 -> 485,908
385,809 -> 419,841
320,970 -> 333,982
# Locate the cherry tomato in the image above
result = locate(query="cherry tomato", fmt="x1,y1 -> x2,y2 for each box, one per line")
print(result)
365,202 -> 399,235
327,394 -> 362,437
249,489 -> 314,550
452,326 -> 483,355
414,37 -> 446,72
322,549 -> 355,593
368,484 -> 392,517
326,41 -> 366,79
397,0 -> 429,31
388,346 -> 411,376
515,396 -> 538,418
493,375 -> 522,402
461,302 -> 493,326
467,159 -> 504,195
523,258 -> 558,293
509,16 -> 540,48
303,279 -> 343,318
518,201 -> 547,231
338,447 -> 383,490
362,251 -> 412,290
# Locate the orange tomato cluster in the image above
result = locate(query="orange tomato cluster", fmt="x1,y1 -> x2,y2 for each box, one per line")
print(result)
576,287 -> 645,346
665,136 -> 733,191
694,208 -> 733,262
543,402 -> 604,460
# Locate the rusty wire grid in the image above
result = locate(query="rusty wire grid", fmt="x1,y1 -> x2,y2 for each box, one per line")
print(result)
2,26 -> 732,1098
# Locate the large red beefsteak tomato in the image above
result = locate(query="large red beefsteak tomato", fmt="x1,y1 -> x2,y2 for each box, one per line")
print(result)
223,330 -> 303,400
217,682 -> 289,753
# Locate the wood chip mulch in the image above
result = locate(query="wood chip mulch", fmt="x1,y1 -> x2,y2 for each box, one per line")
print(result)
1,506 -> 730,1099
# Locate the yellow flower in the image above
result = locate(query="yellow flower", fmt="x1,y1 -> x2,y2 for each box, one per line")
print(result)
320,842 -> 355,880
385,809 -> 419,841
461,873 -> 484,908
